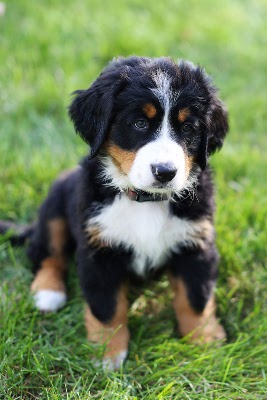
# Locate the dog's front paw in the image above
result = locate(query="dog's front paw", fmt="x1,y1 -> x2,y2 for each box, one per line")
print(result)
102,350 -> 128,370
93,349 -> 128,371
203,321 -> 226,343
186,318 -> 226,344
33,289 -> 67,312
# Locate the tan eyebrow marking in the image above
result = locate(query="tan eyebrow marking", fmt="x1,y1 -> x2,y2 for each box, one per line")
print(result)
142,103 -> 157,119
178,108 -> 190,123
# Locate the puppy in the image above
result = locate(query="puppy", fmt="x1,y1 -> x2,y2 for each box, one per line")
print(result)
1,56 -> 228,370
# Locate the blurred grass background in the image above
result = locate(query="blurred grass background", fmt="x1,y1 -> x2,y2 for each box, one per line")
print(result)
0,0 -> 267,398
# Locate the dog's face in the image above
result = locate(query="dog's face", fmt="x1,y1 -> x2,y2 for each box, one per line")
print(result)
69,57 -> 228,195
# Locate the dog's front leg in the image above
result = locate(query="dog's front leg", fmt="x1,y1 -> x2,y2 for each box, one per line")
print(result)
76,246 -> 130,370
168,245 -> 226,343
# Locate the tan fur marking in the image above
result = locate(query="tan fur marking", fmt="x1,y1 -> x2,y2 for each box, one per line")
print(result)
85,286 -> 129,359
193,219 -> 214,249
185,154 -> 194,176
31,257 -> 66,292
86,224 -> 108,249
143,103 -> 157,119
178,108 -> 190,123
183,218 -> 214,251
169,278 -> 225,342
48,219 -> 67,255
198,219 -> 214,240
31,218 -> 68,293
106,143 -> 136,174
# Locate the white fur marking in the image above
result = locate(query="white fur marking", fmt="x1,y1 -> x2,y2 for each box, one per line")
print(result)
151,70 -> 172,140
33,290 -> 67,312
151,70 -> 172,108
99,155 -> 131,191
102,350 -> 128,370
88,197 -> 209,277
92,349 -> 127,370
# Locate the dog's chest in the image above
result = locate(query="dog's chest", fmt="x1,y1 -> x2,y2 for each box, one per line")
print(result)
89,195 -> 197,276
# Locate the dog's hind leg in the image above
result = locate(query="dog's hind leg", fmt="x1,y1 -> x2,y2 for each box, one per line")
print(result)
29,217 -> 70,312
27,173 -> 76,312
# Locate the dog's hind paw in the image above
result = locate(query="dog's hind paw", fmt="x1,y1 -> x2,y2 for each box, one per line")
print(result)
33,289 -> 67,312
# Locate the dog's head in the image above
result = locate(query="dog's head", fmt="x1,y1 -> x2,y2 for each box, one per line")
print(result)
69,56 -> 228,195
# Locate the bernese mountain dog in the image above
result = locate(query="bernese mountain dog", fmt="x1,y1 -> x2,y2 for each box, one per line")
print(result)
1,56 -> 229,370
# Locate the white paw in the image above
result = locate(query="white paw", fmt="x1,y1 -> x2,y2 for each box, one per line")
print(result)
102,350 -> 128,371
93,350 -> 128,371
33,289 -> 67,312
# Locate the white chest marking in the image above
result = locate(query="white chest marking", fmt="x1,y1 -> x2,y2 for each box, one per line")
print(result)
88,196 -> 209,276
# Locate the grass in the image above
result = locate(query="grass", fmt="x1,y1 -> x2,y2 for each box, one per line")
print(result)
0,0 -> 267,398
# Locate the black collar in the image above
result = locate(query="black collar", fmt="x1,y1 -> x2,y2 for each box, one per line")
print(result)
122,188 -> 169,202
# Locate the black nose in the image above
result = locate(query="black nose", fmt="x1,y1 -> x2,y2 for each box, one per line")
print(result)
151,163 -> 177,184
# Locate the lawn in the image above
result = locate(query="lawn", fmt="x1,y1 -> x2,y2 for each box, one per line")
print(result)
0,0 -> 267,398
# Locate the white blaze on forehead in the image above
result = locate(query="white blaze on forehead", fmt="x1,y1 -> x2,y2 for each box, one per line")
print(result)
151,70 -> 173,140
151,70 -> 172,108
151,69 -> 181,110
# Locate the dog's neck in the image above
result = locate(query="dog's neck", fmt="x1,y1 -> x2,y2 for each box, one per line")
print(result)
122,188 -> 169,202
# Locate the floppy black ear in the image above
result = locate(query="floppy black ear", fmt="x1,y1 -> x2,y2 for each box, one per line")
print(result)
69,65 -> 126,158
207,97 -> 229,155
198,97 -> 229,170
197,131 -> 208,171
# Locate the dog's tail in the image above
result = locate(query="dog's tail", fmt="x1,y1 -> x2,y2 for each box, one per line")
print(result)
0,220 -> 35,245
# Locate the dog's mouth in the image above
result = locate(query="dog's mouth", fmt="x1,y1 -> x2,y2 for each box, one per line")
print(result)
122,180 -> 180,202
137,181 -> 174,193
151,182 -> 170,189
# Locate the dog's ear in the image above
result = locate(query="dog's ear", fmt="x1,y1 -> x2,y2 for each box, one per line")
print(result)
198,97 -> 228,170
207,97 -> 229,155
197,131 -> 208,171
69,65 -> 126,158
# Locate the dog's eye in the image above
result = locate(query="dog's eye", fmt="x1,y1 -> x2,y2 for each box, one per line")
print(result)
134,119 -> 148,130
182,123 -> 193,133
